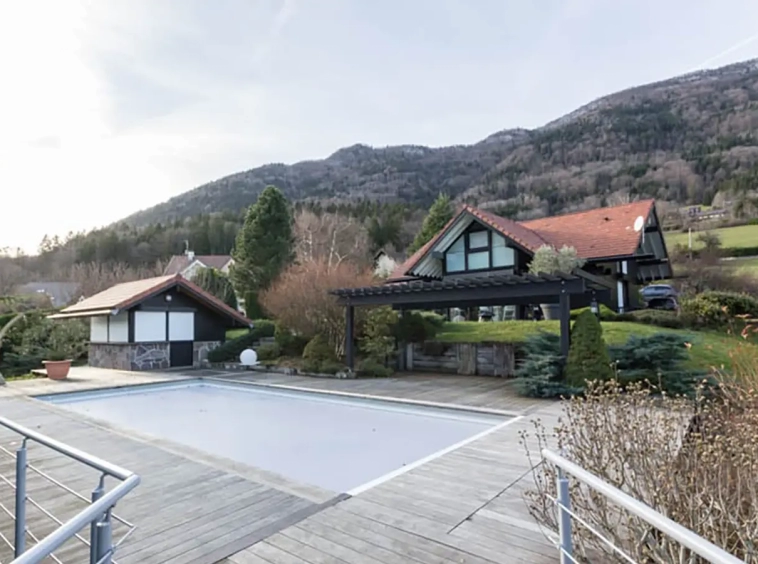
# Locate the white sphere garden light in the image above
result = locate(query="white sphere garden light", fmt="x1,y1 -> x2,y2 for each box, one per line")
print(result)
239,348 -> 259,366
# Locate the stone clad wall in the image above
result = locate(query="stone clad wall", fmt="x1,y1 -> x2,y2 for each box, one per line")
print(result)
407,342 -> 517,377
89,343 -> 170,371
193,341 -> 221,367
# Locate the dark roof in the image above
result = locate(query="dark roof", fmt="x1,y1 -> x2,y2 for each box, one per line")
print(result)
163,255 -> 233,275
333,270 -> 612,308
49,274 -> 251,326
387,200 -> 657,282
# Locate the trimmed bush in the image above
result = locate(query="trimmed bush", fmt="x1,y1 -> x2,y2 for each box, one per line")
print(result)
274,323 -> 308,356
618,309 -> 685,329
357,358 -> 393,378
570,304 -> 618,321
564,310 -> 613,387
515,332 -> 581,398
319,360 -> 346,375
206,320 -> 275,363
361,307 -> 398,362
256,343 -> 281,362
302,334 -> 337,364
394,312 -> 439,343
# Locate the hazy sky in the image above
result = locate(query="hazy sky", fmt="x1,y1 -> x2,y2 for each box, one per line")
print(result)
2,0 -> 758,253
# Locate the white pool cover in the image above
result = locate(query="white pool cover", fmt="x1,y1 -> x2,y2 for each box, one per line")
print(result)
41,381 -> 507,493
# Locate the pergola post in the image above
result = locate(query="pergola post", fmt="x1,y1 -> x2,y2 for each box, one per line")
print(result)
397,309 -> 408,371
345,305 -> 355,370
559,292 -> 571,358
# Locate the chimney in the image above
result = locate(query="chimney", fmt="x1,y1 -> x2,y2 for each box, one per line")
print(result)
187,250 -> 195,261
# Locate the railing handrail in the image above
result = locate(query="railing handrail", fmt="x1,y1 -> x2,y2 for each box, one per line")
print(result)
542,449 -> 745,564
0,416 -> 131,480
10,474 -> 140,564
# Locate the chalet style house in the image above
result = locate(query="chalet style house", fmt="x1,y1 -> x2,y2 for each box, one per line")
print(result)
163,251 -> 234,279
332,199 -> 672,369
386,199 -> 671,314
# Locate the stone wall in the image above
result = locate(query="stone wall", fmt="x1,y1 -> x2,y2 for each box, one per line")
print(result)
407,342 -> 517,377
193,341 -> 221,367
89,343 -> 170,371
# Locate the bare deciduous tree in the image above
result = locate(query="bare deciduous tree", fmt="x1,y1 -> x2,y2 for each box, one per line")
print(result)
294,211 -> 370,270
0,258 -> 28,296
63,261 -> 165,299
260,258 -> 375,356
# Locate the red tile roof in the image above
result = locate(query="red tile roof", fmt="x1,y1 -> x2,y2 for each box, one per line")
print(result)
387,200 -> 656,281
50,274 -> 251,326
521,200 -> 655,259
164,255 -> 233,276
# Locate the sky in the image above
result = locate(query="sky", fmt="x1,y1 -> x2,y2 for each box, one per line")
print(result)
2,0 -> 758,254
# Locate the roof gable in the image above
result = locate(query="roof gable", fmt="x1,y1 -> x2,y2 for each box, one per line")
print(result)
164,255 -> 233,275
50,274 -> 251,326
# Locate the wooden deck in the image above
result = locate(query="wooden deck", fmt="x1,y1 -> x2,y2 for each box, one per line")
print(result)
0,392 -> 331,564
1,369 -> 560,563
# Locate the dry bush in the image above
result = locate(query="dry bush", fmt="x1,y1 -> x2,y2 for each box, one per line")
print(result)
521,371 -> 758,563
260,258 -> 376,356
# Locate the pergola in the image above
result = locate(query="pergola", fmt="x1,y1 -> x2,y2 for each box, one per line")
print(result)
331,270 -> 613,370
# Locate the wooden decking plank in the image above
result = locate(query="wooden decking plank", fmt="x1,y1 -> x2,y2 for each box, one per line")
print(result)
265,532 -> 351,564
280,523 -> 388,564
241,541 -> 312,564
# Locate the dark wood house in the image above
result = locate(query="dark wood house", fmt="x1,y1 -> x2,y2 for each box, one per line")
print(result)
49,274 -> 252,371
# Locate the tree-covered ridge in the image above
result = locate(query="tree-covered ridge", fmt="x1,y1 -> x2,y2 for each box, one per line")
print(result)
121,59 -> 758,226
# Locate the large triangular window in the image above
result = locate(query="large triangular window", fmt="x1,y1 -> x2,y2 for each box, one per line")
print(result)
444,227 -> 516,274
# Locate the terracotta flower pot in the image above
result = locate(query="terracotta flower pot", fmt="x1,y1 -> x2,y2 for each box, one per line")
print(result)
43,360 -> 72,380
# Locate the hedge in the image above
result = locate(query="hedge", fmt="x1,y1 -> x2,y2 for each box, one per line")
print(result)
206,320 -> 275,363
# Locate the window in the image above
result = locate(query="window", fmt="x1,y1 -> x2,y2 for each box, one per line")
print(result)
443,229 -> 515,273
468,251 -> 489,270
445,237 -> 465,272
468,230 -> 488,249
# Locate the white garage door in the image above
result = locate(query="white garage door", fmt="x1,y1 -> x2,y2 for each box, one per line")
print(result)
168,311 -> 194,341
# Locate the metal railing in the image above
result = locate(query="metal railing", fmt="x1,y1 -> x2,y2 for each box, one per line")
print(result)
541,449 -> 746,564
0,416 -> 140,564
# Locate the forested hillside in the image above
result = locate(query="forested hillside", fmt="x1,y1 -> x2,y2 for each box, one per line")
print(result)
125,59 -> 758,226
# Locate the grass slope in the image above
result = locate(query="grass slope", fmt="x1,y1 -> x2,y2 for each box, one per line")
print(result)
665,224 -> 758,250
436,320 -> 751,370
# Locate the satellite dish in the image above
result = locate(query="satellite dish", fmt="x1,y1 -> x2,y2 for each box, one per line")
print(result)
633,215 -> 645,232
239,349 -> 259,366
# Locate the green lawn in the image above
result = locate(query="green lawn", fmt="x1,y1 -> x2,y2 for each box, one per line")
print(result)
665,224 -> 758,250
726,256 -> 758,274
436,320 -> 751,370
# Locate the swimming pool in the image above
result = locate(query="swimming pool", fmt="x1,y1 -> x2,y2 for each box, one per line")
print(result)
40,380 -> 508,494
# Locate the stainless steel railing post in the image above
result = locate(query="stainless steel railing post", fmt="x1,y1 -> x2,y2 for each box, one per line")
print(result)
556,465 -> 573,564
14,439 -> 28,557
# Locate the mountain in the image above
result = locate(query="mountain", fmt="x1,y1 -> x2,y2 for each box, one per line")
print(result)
125,59 -> 758,227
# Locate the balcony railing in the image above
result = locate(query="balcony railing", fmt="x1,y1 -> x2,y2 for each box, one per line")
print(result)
0,416 -> 140,564
542,449 -> 746,564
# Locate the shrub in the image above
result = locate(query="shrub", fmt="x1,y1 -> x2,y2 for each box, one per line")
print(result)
361,306 -> 398,362
191,268 -> 237,310
256,343 -> 281,362
274,323 -> 308,356
679,294 -> 734,328
528,244 -> 585,274
419,311 -> 446,328
521,379 -> 758,562
302,334 -> 336,364
570,304 -> 617,321
357,358 -> 394,378
318,360 -> 346,375
564,310 -> 613,387
609,333 -> 709,395
515,332 -> 582,398
243,291 -> 265,319
617,309 -> 685,329
394,311 -> 439,343
206,320 -> 275,363
260,258 -> 376,356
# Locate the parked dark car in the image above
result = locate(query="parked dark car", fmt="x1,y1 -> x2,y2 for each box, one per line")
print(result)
640,284 -> 677,302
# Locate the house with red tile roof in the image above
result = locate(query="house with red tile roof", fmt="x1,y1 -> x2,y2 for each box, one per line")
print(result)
385,199 -> 671,314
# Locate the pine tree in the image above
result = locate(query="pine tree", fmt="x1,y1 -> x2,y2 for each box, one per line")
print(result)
191,268 -> 238,310
231,186 -> 294,308
564,310 -> 613,387
407,194 -> 454,254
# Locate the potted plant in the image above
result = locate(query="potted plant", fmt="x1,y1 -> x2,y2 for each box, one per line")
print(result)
43,351 -> 73,380
528,245 -> 585,320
